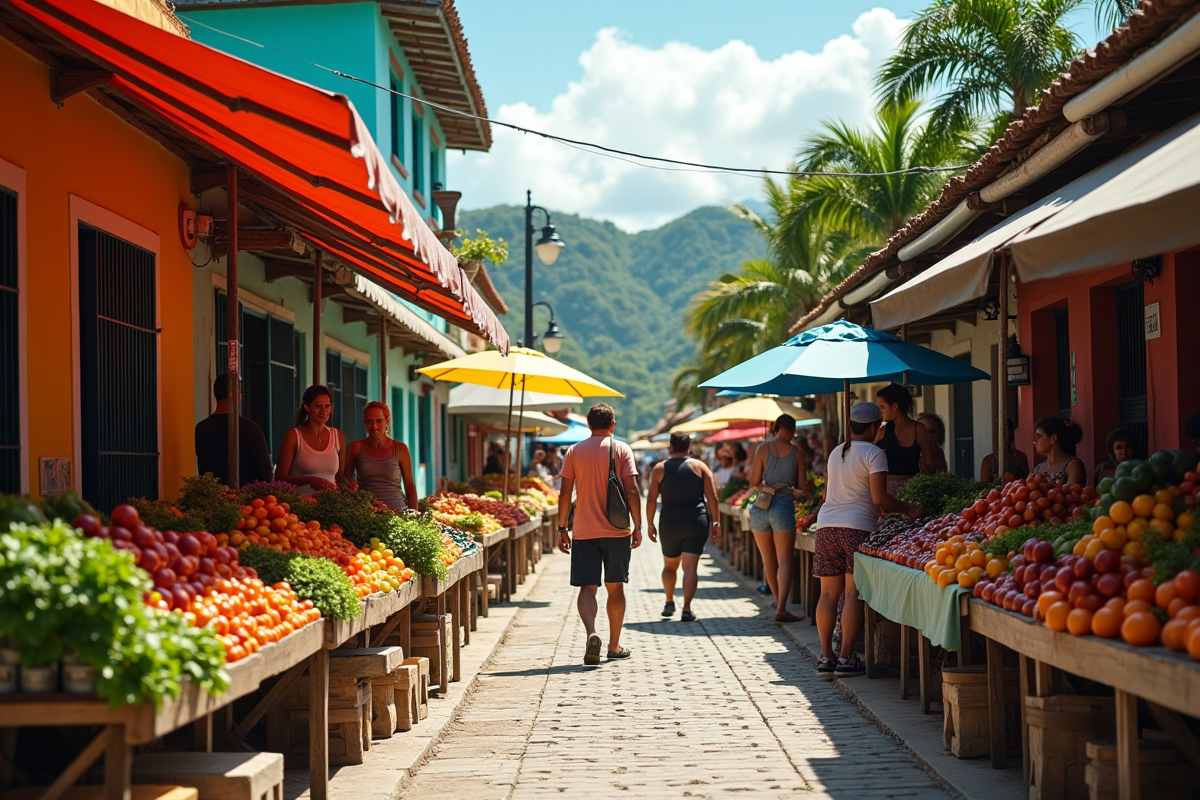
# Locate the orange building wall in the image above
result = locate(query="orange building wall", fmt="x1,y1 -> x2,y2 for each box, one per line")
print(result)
0,38 -> 196,499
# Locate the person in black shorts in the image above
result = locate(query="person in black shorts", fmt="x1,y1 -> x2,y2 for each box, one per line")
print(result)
646,432 -> 720,621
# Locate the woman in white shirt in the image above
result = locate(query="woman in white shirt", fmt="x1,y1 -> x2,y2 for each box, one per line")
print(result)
814,403 -> 921,679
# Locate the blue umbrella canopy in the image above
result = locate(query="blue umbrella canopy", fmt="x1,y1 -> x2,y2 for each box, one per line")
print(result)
701,320 -> 989,394
534,420 -> 591,445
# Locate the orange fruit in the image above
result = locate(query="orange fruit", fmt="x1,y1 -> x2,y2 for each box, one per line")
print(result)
1038,590 -> 1066,615
1188,626 -> 1200,661
1174,604 -> 1200,623
1092,515 -> 1115,534
1105,596 -> 1127,613
1131,495 -> 1156,518
938,569 -> 959,588
1091,607 -> 1123,639
1067,608 -> 1094,636
1176,512 -> 1196,532
1109,501 -> 1135,525
1121,612 -> 1162,647
1153,503 -> 1176,521
1156,580 -> 1178,611
1100,526 -> 1128,550
1122,540 -> 1145,560
1155,489 -> 1176,506
1126,519 -> 1146,541
1045,602 -> 1071,632
969,549 -> 987,568
1163,619 -> 1189,651
986,557 -> 1007,578
1149,518 -> 1175,538
1123,599 -> 1153,618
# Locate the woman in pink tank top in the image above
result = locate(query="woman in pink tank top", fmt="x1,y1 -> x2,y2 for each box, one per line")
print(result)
275,385 -> 348,497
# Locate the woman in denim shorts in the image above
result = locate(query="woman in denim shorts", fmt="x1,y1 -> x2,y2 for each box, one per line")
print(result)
747,414 -> 810,622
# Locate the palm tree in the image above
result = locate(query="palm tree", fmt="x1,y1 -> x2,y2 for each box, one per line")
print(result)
1095,0 -> 1138,32
783,99 -> 970,247
877,0 -> 1084,139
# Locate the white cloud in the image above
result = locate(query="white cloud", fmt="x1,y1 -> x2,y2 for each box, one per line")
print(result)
448,9 -> 907,232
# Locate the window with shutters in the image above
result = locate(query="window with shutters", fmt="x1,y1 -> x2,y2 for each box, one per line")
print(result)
215,290 -> 296,457
0,188 -> 19,493
325,350 -> 368,440
390,73 -> 404,165
79,224 -> 158,510
411,109 -> 424,195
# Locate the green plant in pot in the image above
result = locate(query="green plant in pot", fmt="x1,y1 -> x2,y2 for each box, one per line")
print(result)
452,228 -> 508,279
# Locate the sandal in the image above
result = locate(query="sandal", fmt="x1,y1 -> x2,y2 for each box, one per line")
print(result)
584,634 -> 602,666
606,646 -> 632,659
774,611 -> 804,622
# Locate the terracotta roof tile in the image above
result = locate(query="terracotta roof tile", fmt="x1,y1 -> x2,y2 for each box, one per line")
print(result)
791,0 -> 1200,333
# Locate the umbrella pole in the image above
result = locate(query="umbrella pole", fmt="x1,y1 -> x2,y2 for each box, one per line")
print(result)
503,378 -> 515,503
843,379 -> 851,444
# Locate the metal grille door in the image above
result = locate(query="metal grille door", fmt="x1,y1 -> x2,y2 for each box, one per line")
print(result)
0,189 -> 18,493
1115,281 -> 1148,456
1055,309 -> 1071,418
79,224 -> 158,510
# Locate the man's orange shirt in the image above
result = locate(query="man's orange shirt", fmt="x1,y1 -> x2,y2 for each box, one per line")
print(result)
561,435 -> 637,539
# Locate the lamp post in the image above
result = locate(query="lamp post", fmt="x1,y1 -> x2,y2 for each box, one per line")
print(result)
529,301 -> 564,355
524,190 -> 564,351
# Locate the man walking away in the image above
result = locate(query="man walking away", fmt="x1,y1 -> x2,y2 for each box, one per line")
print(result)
557,403 -> 642,665
195,376 -> 274,488
646,432 -> 720,621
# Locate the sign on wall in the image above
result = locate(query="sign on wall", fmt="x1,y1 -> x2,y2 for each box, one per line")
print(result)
1145,302 -> 1161,340
1006,355 -> 1031,386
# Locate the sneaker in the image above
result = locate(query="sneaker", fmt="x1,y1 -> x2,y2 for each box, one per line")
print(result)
755,584 -> 772,595
681,609 -> 696,622
816,656 -> 836,679
834,654 -> 866,677
661,602 -> 676,618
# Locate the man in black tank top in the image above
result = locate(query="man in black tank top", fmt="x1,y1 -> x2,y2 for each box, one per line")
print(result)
646,433 -> 720,621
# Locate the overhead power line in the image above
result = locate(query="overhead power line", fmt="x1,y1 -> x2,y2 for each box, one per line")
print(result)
181,15 -> 970,180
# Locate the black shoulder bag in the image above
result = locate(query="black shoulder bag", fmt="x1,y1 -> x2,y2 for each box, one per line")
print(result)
606,437 -> 632,530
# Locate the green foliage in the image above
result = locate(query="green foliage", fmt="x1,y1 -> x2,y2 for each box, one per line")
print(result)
897,473 -> 985,518
452,512 -> 485,533
237,545 -> 361,620
379,513 -> 447,581
483,491 -> 502,500
176,474 -> 242,534
297,489 -> 389,547
128,498 -> 205,533
459,205 -> 766,435
452,228 -> 509,266
37,492 -> 97,525
0,495 -> 48,528
718,478 -> 749,502
0,522 -> 227,707
981,526 -> 1034,557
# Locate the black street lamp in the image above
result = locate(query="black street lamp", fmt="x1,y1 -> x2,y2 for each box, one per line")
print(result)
524,190 -> 565,353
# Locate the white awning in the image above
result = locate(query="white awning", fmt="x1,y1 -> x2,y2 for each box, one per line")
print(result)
870,197 -> 1067,329
1008,112 -> 1200,282
348,276 -> 467,361
446,408 -> 568,435
448,383 -> 581,414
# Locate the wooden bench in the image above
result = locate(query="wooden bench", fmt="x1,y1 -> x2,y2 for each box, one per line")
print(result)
329,646 -> 405,740
131,753 -> 283,800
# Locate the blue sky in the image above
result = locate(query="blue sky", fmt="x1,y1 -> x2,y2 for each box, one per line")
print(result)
449,2 -> 1106,231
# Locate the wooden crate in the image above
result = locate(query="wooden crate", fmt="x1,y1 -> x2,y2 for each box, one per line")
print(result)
401,656 -> 429,723
941,666 -> 1020,759
393,663 -> 420,732
1085,739 -> 1195,800
131,753 -> 283,800
329,647 -> 404,741
410,614 -> 451,693
1027,695 -> 1115,800
265,675 -> 371,767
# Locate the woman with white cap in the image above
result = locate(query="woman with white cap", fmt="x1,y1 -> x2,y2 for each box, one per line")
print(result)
814,402 -> 922,679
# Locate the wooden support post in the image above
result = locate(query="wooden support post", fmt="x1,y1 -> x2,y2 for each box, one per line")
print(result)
985,638 -> 1008,769
451,579 -> 462,682
900,625 -> 912,700
225,660 -> 306,748
996,253 -> 1010,474
379,316 -> 388,400
398,604 -> 412,657
192,712 -> 213,753
959,613 -> 973,666
480,544 -> 491,617
41,726 -> 111,800
918,633 -> 932,715
460,577 -> 471,646
105,725 -> 130,800
226,166 -> 240,488
1145,701 -> 1200,770
1033,661 -> 1054,697
313,249 -> 323,385
1115,689 -> 1140,800
308,648 -> 329,800
1019,655 -> 1032,786
864,604 -> 877,679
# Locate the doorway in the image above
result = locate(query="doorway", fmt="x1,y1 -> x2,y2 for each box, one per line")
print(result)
953,353 -> 974,478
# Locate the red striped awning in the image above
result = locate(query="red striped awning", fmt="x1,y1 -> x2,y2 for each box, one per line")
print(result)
4,0 -> 509,351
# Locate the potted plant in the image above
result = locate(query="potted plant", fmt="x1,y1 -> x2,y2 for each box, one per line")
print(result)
451,229 -> 508,279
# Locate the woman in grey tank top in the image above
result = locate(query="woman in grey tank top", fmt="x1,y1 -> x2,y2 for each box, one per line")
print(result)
747,414 -> 811,622
345,401 -> 417,512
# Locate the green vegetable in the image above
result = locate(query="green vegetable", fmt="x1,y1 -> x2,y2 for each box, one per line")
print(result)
37,491 -> 96,525
0,521 -> 227,707
127,497 -> 205,533
453,513 -> 485,533
379,513 -> 447,581
297,489 -> 389,547
483,490 -> 502,500
0,495 -> 48,529
981,527 -> 1037,558
718,478 -> 749,502
237,545 -> 361,620
897,473 -> 985,518
175,474 -> 242,534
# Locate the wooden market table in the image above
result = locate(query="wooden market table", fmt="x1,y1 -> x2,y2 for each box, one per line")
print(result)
968,597 -> 1200,797
0,617 -> 329,800
323,578 -> 421,652
794,532 -> 818,620
507,516 -> 540,593
477,527 -> 510,612
420,549 -> 485,688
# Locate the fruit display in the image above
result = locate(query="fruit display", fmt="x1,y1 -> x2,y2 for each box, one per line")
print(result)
429,492 -> 529,528
235,545 -> 362,621
520,476 -> 559,503
718,478 -> 749,503
726,487 -> 754,508
796,476 -> 825,530
222,496 -> 360,566
425,493 -> 502,533
348,539 -> 416,596
517,488 -> 554,515
73,505 -> 320,663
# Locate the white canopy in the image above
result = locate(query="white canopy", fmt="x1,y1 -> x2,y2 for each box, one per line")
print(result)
448,409 -> 568,435
448,382 -> 581,414
871,110 -> 1200,328
1008,112 -> 1200,281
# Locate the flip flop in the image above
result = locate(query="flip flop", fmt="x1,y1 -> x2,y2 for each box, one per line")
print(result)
774,611 -> 804,622
606,646 -> 632,659
584,634 -> 602,666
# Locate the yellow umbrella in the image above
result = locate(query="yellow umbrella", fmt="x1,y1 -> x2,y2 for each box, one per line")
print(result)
417,347 -> 622,397
671,396 -> 817,434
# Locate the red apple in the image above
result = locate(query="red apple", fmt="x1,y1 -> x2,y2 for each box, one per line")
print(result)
110,504 -> 140,530
177,534 -> 201,557
132,526 -> 155,548
1096,573 -> 1124,598
1094,549 -> 1121,575
162,530 -> 179,545
153,567 -> 176,589
1074,558 -> 1095,580
72,514 -> 101,537
109,526 -> 132,542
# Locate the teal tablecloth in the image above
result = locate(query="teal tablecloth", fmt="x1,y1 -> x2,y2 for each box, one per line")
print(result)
853,553 -> 969,650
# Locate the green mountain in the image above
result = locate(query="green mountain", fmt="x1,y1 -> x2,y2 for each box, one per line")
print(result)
458,205 -> 767,436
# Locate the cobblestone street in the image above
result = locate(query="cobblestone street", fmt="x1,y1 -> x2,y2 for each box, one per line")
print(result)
402,542 -> 951,799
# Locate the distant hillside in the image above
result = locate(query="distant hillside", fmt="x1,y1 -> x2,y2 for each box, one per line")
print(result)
458,205 -> 766,435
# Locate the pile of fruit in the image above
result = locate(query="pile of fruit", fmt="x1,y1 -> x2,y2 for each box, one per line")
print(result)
726,487 -> 754,508
517,489 -> 554,514
73,505 -> 318,663
425,494 -> 502,533
520,476 -> 559,503
222,496 -> 360,566
434,492 -> 529,528
346,538 -> 415,597
795,476 -> 825,530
